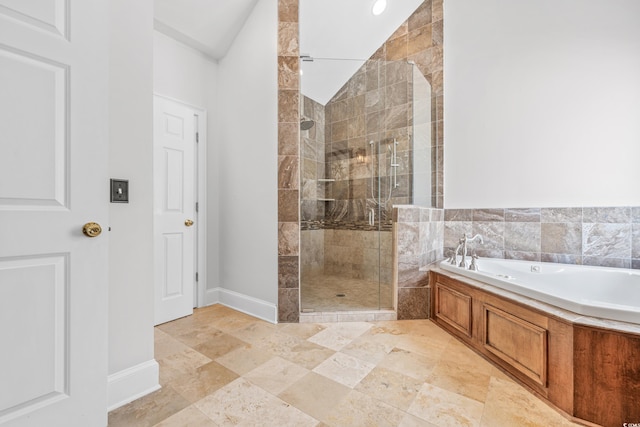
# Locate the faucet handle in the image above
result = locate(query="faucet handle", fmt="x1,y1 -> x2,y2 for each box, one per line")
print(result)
468,253 -> 479,271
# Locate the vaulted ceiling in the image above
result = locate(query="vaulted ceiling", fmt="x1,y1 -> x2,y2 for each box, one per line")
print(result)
154,0 -> 259,59
154,0 -> 424,104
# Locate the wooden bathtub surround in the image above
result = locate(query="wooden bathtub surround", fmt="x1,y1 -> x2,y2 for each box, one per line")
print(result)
430,270 -> 640,427
573,327 -> 640,426
434,284 -> 472,337
483,304 -> 548,388
431,273 -> 564,403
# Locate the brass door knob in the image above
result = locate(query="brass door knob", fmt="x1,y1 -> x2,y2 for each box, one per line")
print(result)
82,222 -> 102,237
185,219 -> 194,227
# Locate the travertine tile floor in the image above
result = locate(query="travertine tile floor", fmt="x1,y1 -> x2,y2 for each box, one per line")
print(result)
108,304 -> 581,427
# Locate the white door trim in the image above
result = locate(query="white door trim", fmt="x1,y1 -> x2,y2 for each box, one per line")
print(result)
153,93 -> 207,309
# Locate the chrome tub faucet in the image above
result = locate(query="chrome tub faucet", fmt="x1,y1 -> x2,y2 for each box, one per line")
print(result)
455,234 -> 483,269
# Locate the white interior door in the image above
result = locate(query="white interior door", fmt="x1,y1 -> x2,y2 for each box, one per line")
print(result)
154,96 -> 197,325
0,1 -> 109,426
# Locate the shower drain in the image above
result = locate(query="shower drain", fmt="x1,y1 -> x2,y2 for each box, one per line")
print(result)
335,293 -> 346,297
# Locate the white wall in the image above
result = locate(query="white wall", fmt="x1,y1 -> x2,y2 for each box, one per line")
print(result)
108,0 -> 158,408
154,31 -> 218,108
444,0 -> 640,208
217,0 -> 279,310
153,31 -> 221,294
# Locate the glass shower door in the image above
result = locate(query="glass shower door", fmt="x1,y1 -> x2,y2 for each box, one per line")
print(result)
300,58 -> 415,312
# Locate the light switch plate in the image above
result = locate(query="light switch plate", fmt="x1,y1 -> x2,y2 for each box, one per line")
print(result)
110,179 -> 129,203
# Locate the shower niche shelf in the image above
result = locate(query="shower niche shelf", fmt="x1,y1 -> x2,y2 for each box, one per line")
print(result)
317,179 -> 335,201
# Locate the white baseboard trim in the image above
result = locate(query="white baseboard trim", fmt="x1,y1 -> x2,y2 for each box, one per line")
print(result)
107,359 -> 160,412
203,287 -> 277,324
203,287 -> 220,306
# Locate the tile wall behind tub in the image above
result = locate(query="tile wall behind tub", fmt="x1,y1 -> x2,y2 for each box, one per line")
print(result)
394,206 -> 444,319
444,207 -> 640,269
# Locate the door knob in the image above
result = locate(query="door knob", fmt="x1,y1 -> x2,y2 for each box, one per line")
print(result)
82,222 -> 102,237
185,219 -> 194,227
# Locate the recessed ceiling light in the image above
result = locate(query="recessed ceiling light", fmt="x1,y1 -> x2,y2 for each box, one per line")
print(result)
372,0 -> 387,16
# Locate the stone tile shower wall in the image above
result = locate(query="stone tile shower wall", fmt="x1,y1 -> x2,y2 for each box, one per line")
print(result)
399,0 -> 444,208
300,228 -> 392,284
320,0 -> 444,223
301,94 -> 394,284
394,206 -> 444,319
323,59 -> 413,224
300,95 -> 326,222
324,229 -> 393,283
277,0 -> 300,322
279,0 -> 444,322
444,207 -> 640,269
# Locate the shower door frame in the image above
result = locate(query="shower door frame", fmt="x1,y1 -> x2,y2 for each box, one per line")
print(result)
299,58 -> 417,313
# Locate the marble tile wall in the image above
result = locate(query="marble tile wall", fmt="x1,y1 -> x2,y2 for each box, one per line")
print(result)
277,0 -> 300,322
444,207 -> 640,269
321,0 -> 445,222
323,230 -> 393,284
394,206 -> 444,319
300,230 -> 324,278
281,0 -> 445,322
324,59 -> 413,223
399,0 -> 444,208
300,95 -> 326,222
300,228 -> 393,303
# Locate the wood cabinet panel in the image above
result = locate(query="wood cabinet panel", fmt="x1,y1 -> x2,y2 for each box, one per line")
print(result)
483,304 -> 548,387
434,282 -> 472,337
546,318 -> 574,414
574,326 -> 640,427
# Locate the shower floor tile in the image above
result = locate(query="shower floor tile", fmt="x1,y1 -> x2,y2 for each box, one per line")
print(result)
301,273 -> 394,312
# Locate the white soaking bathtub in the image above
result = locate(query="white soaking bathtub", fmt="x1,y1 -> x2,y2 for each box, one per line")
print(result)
439,258 -> 640,324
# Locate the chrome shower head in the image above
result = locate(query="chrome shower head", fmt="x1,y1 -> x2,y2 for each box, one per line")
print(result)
300,118 -> 315,130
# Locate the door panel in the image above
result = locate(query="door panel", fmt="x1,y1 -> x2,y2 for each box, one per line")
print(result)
0,0 -> 67,38
164,148 -> 184,211
154,96 -> 196,325
162,233 -> 184,297
0,46 -> 67,207
0,0 -> 108,425
0,255 -> 67,413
